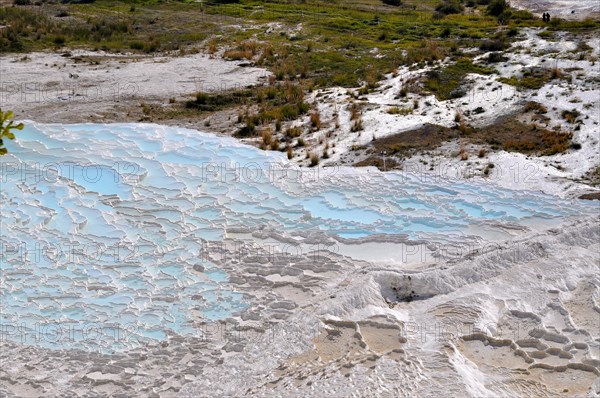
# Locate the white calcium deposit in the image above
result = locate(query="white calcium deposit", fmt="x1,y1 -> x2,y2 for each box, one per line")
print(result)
0,123 -> 598,397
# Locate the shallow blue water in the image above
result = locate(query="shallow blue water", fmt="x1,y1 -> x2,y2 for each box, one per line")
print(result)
0,122 -> 597,352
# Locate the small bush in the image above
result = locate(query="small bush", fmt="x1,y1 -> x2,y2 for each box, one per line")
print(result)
351,118 -> 364,132
129,41 -> 144,50
310,153 -> 320,167
511,10 -> 534,20
262,130 -> 273,147
144,41 -> 160,53
436,0 -> 464,15
550,67 -> 563,80
237,121 -> 256,137
286,127 -> 302,139
350,102 -> 360,121
388,107 -> 412,115
53,36 -> 66,46
480,38 -> 509,52
454,111 -> 462,123
270,138 -> 280,151
440,27 -> 451,38
223,49 -> 253,60
524,101 -> 548,114
381,0 -> 402,6
561,110 -> 580,124
487,0 -> 509,17
310,111 -> 321,129
487,52 -> 508,63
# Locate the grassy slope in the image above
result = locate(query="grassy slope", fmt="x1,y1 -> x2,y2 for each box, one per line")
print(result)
2,0 -> 598,155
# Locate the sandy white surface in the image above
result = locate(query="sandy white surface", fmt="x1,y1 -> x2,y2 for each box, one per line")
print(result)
0,50 -> 269,122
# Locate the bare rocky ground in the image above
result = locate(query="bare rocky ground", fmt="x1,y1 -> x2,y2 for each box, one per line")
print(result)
0,49 -> 270,135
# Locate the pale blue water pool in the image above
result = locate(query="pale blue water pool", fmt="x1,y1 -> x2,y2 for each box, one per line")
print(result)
0,122 -> 597,353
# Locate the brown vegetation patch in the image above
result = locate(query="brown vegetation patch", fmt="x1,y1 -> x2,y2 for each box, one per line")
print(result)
470,115 -> 573,156
579,192 -> 600,200
355,112 -> 574,170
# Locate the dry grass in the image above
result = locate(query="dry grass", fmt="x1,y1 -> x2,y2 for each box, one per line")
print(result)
349,102 -> 361,121
270,138 -> 280,151
561,109 -> 581,124
206,38 -> 218,55
387,106 -> 412,115
503,129 -> 573,155
223,49 -> 254,60
351,118 -> 364,132
310,111 -> 321,130
223,40 -> 261,61
286,126 -> 302,139
262,129 -> 273,147
454,110 -> 463,123
550,66 -> 564,80
459,145 -> 469,161
309,152 -> 320,167
524,101 -> 548,114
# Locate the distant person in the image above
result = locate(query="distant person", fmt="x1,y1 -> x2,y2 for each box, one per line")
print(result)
542,12 -> 551,22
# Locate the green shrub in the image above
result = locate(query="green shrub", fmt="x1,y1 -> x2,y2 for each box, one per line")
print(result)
237,121 -> 256,137
53,36 -> 66,45
129,41 -> 144,50
480,36 -> 509,51
0,109 -> 24,155
436,0 -> 464,15
487,52 -> 508,63
511,10 -> 534,20
487,0 -> 509,17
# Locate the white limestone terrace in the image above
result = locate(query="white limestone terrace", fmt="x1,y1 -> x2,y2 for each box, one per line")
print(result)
289,28 -> 600,198
0,122 -> 598,396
